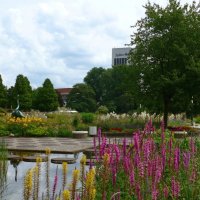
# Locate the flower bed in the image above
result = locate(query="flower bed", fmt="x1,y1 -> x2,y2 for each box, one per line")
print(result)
93,124 -> 200,199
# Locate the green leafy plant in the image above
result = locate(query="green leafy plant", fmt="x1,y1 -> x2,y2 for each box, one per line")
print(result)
81,113 -> 95,124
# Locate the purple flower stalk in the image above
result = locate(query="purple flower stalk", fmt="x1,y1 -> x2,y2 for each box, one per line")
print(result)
123,138 -> 127,157
190,138 -> 196,155
98,127 -> 102,147
183,151 -> 190,169
114,145 -> 121,164
52,174 -> 58,200
138,161 -> 144,178
123,156 -> 130,174
161,144 -> 166,169
112,166 -> 117,186
134,132 -> 140,153
161,121 -> 165,142
174,148 -> 180,172
172,176 -> 180,198
163,186 -> 168,198
152,187 -> 159,200
129,171 -> 135,186
134,153 -> 140,168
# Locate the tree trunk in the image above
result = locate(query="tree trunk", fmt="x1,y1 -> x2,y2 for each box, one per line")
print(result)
163,98 -> 169,129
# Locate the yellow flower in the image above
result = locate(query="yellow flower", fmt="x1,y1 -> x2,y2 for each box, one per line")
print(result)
36,156 -> 42,164
72,169 -> 79,180
103,153 -> 110,165
91,188 -> 96,200
45,147 -> 51,155
62,190 -> 70,200
80,154 -> 87,165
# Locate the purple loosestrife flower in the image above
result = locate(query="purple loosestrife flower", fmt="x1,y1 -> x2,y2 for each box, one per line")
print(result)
134,153 -> 140,168
52,174 -> 58,200
152,187 -> 159,200
135,183 -> 141,200
190,138 -> 196,155
190,169 -> 197,183
161,121 -> 165,142
100,137 -> 107,157
147,160 -> 152,177
155,166 -> 162,184
129,171 -> 135,186
145,119 -> 155,134
112,166 -> 117,186
123,138 -> 127,157
75,195 -> 80,200
143,140 -> 151,163
163,186 -> 169,198
138,161 -> 145,178
174,148 -> 180,172
98,127 -> 102,147
114,145 -> 121,164
183,151 -> 190,169
161,144 -> 166,169
171,176 -> 180,198
134,132 -> 140,153
123,156 -> 130,174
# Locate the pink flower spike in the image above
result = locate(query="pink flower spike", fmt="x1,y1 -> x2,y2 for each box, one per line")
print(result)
171,176 -> 180,198
163,186 -> 169,198
183,151 -> 190,169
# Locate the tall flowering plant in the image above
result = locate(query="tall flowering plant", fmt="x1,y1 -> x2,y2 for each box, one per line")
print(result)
94,122 -> 200,199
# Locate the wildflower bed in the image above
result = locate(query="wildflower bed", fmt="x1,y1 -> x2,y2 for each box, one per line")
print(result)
20,122 -> 200,200
94,123 -> 200,200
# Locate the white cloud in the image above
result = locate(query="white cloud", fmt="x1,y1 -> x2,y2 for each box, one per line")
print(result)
0,0 -> 193,88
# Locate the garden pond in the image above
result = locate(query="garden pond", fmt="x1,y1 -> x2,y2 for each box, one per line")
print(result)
4,152 -> 86,200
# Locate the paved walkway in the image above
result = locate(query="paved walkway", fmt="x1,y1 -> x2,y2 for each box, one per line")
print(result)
1,137 -> 133,154
1,137 -> 94,153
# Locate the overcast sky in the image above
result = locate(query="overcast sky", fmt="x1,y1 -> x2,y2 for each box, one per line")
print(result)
0,0 -> 192,89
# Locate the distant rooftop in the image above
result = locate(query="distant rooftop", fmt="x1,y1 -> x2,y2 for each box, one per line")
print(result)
55,88 -> 72,94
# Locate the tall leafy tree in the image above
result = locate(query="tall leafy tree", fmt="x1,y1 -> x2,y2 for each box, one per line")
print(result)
84,67 -> 106,105
0,75 -> 7,108
96,65 -> 137,113
67,83 -> 97,112
34,78 -> 59,111
13,74 -> 32,111
129,0 -> 200,127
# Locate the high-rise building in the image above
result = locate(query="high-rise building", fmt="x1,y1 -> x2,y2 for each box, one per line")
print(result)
112,47 -> 131,66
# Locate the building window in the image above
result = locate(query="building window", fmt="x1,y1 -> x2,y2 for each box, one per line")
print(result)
114,58 -> 127,65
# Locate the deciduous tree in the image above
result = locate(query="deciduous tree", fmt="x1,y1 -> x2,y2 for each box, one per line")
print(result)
129,0 -> 200,127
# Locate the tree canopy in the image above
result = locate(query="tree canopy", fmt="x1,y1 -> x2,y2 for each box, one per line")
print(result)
34,78 -> 59,112
129,0 -> 200,126
0,75 -> 7,108
67,83 -> 97,112
12,74 -> 32,111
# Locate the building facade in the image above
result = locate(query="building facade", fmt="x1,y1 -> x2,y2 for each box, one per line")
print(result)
112,47 -> 131,66
55,88 -> 72,106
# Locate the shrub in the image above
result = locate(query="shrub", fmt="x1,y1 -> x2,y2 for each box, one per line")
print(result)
81,113 -> 95,124
72,115 -> 80,128
57,128 -> 73,137
96,105 -> 109,114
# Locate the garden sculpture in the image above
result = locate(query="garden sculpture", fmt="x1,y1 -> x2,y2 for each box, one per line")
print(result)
11,96 -> 25,118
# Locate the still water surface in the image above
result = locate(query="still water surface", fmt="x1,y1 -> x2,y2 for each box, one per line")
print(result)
4,152 -> 86,200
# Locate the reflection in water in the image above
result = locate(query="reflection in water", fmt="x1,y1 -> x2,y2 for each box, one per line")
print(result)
10,159 -> 20,182
6,152 -> 86,200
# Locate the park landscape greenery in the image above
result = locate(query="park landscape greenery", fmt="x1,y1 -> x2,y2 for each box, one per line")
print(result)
0,0 -> 200,199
